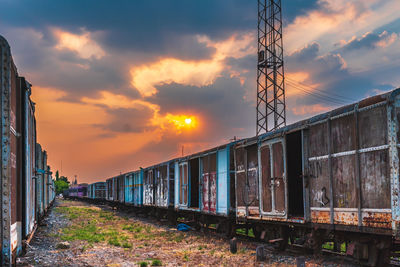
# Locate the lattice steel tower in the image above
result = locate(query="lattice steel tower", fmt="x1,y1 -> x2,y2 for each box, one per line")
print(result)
256,0 -> 286,135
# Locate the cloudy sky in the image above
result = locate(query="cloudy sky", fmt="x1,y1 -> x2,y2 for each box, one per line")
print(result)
0,0 -> 399,183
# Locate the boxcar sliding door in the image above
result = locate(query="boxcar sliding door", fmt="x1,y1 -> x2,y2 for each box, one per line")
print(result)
179,162 -> 188,206
235,144 -> 259,218
259,138 -> 287,216
201,153 -> 217,213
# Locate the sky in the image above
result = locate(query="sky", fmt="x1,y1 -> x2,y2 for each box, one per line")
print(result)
0,0 -> 399,183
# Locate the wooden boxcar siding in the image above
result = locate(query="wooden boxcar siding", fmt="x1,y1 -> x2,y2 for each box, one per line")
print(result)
155,165 -> 168,207
144,169 -> 154,205
235,143 -> 259,218
10,58 -> 22,256
201,153 -> 217,213
23,81 -> 36,237
118,175 -> 125,203
174,162 -> 179,208
307,101 -> 392,228
106,178 -> 113,201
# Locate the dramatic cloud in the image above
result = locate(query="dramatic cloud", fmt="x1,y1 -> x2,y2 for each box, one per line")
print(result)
0,0 -> 398,182
53,28 -> 105,59
130,33 -> 255,97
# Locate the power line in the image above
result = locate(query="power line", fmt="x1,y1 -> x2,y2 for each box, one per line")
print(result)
285,80 -> 350,106
286,77 -> 356,103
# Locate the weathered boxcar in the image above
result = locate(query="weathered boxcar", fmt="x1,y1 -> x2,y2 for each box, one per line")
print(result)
88,182 -> 106,199
174,143 -> 236,230
143,159 -> 177,210
69,184 -> 88,198
0,35 -> 54,266
234,89 -> 400,263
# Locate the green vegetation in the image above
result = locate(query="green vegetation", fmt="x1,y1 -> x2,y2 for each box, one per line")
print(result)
138,261 -> 148,267
61,221 -> 105,243
122,242 -> 133,248
322,242 -> 346,253
236,228 -> 255,238
55,170 -> 70,195
183,252 -> 190,262
151,259 -> 162,266
56,206 -> 130,247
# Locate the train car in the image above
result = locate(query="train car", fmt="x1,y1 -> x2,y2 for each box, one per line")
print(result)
0,35 -> 54,266
234,89 -> 400,264
69,184 -> 88,198
174,143 -> 236,229
88,182 -> 106,199
106,176 -> 124,203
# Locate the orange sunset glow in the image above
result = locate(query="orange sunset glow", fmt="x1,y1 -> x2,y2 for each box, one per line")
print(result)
2,0 -> 398,184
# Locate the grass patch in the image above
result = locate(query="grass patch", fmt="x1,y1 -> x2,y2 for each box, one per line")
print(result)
108,237 -> 121,247
122,242 -> 133,248
99,211 -> 114,221
236,228 -> 255,238
183,252 -> 190,262
61,222 -> 105,243
151,259 -> 162,266
138,261 -> 148,267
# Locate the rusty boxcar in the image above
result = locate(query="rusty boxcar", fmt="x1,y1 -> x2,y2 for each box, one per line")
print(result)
0,35 -> 55,266
234,89 -> 400,265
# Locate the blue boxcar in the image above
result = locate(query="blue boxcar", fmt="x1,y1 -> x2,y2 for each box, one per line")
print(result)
174,143 -> 234,216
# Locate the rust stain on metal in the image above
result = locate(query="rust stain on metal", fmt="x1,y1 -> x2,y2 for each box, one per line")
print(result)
358,95 -> 385,108
334,211 -> 358,225
362,211 -> 392,229
311,210 -> 330,224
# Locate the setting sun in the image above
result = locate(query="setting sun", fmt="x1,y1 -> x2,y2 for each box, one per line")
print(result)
164,114 -> 197,131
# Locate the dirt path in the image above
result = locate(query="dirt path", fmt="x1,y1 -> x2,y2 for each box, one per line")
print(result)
16,199 -> 354,267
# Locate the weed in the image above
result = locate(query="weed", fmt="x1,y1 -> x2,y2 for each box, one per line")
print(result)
138,261 -> 148,267
210,249 -> 215,256
61,223 -> 105,243
183,252 -> 189,262
151,259 -> 162,266
99,211 -> 114,221
122,242 -> 133,248
108,237 -> 121,247
174,234 -> 184,243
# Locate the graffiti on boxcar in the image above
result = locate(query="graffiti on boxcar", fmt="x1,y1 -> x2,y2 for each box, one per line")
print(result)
312,187 -> 329,206
308,161 -> 323,179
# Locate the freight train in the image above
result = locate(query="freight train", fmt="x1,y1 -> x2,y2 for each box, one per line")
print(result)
64,87 -> 400,266
0,36 -> 55,266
